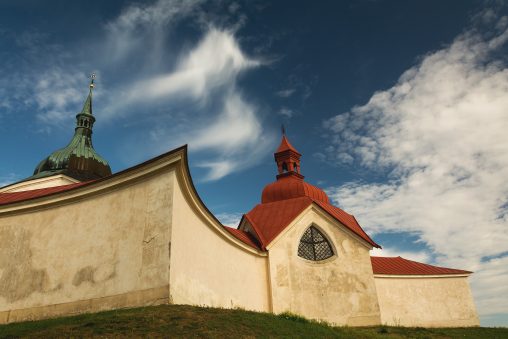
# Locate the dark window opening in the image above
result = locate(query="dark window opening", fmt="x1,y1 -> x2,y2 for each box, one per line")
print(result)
282,162 -> 288,172
298,226 -> 334,261
294,162 -> 298,173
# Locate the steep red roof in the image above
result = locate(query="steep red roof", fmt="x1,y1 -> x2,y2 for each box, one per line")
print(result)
370,256 -> 472,275
245,195 -> 380,249
246,196 -> 312,247
224,227 -> 262,250
275,135 -> 300,154
0,182 -> 90,206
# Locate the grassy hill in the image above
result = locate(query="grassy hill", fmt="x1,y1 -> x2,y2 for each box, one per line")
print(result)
0,304 -> 506,338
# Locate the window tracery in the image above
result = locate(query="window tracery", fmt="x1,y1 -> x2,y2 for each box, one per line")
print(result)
297,226 -> 334,261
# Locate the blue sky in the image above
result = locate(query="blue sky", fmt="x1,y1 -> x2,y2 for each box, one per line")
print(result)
1,0 -> 507,326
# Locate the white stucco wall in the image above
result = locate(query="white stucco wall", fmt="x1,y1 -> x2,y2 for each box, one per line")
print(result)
266,206 -> 381,326
0,166 -> 175,324
169,170 -> 270,312
374,275 -> 479,327
0,147 -> 480,328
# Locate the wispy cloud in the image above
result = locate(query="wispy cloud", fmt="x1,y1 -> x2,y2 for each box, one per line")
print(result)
215,212 -> 243,227
278,107 -> 294,118
323,16 -> 508,318
112,27 -> 260,108
276,88 -> 295,98
103,0 -> 204,63
191,90 -> 272,181
0,0 -> 273,181
121,26 -> 273,181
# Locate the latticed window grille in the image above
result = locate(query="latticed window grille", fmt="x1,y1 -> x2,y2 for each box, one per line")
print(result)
297,226 -> 334,261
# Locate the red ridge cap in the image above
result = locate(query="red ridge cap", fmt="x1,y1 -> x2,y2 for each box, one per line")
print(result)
370,256 -> 472,275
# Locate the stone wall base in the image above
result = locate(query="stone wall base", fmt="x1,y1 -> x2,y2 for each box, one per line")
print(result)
0,285 -> 169,325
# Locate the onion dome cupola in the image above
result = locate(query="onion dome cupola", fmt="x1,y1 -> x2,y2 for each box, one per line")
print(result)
31,74 -> 112,181
261,129 -> 330,204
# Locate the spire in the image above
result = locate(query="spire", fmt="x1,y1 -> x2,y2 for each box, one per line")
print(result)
75,74 -> 96,133
274,128 -> 303,179
30,72 -> 112,181
80,73 -> 95,116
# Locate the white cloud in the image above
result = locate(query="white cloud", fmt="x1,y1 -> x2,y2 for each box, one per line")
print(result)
278,107 -> 294,118
104,0 -> 203,62
193,91 -> 273,181
120,28 -> 260,105
471,255 -> 508,315
192,91 -> 261,152
117,27 -> 272,182
0,0 -> 272,182
323,20 -> 508,319
101,2 -> 272,182
34,68 -> 89,125
215,212 -> 243,227
370,247 -> 430,263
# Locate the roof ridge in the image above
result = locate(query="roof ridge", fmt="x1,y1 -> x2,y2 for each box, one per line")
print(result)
312,199 -> 381,248
370,256 -> 472,275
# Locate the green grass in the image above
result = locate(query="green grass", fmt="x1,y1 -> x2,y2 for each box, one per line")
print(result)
0,304 -> 506,338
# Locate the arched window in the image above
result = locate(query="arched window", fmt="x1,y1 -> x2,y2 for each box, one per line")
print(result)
293,162 -> 298,173
282,162 -> 288,172
297,226 -> 334,261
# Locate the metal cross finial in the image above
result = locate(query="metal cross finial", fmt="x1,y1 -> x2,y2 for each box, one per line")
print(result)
281,124 -> 286,136
89,73 -> 96,89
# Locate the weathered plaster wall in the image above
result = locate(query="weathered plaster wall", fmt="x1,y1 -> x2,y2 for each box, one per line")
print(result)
266,207 -> 381,326
374,276 -> 479,327
0,168 -> 174,323
169,173 -> 270,312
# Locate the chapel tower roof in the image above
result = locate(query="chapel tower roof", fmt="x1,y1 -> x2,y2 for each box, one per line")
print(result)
30,74 -> 112,181
246,130 -> 380,249
262,130 -> 329,204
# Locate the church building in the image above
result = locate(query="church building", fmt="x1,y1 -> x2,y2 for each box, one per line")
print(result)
0,80 -> 479,327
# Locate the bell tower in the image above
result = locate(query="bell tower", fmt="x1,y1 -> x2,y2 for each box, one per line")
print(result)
274,127 -> 303,179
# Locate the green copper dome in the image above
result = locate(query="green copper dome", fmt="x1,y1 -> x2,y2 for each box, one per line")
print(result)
30,77 -> 112,181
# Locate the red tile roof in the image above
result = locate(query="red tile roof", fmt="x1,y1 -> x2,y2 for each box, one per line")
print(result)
275,135 -> 300,154
262,175 -> 329,204
245,196 -> 380,250
0,182 -> 90,206
370,256 -> 472,275
246,197 -> 311,248
224,227 -> 262,250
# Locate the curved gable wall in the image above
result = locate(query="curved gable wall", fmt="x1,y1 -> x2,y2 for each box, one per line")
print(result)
0,146 -> 268,324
